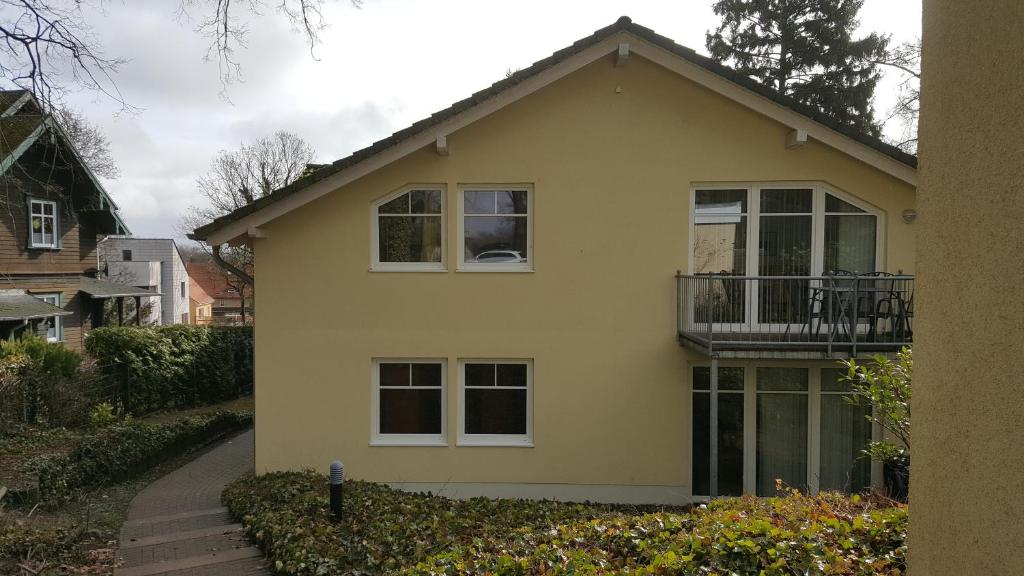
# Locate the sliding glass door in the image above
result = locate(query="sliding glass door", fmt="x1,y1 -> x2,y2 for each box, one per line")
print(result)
757,189 -> 813,325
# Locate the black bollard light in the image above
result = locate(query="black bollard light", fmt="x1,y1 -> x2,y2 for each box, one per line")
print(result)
329,460 -> 344,522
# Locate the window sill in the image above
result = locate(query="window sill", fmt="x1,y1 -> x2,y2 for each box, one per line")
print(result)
456,266 -> 534,273
370,265 -> 448,273
456,438 -> 534,448
370,439 -> 449,447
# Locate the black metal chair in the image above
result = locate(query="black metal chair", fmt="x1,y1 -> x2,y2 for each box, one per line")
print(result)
859,271 -> 898,341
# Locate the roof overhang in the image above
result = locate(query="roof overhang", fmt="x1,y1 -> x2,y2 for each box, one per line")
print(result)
0,291 -> 74,321
195,21 -> 917,246
79,276 -> 161,299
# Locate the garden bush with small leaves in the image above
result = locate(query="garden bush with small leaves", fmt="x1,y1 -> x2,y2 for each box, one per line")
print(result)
31,409 -> 252,504
225,473 -> 906,576
224,471 -> 905,573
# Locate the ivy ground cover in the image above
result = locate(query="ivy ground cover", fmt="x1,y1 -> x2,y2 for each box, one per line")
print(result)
223,472 -> 907,576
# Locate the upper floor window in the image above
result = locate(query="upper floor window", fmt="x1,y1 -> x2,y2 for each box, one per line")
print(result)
180,281 -> 186,298
29,199 -> 58,249
459,186 -> 532,271
372,186 -> 445,271
692,184 -> 880,278
122,249 -> 133,261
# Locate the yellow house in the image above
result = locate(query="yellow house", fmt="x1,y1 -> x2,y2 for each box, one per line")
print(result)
193,18 -> 917,504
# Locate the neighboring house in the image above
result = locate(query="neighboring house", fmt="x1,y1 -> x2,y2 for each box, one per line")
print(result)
189,277 -> 213,325
98,237 -> 191,325
0,90 -> 157,349
192,18 -> 917,504
185,260 -> 251,325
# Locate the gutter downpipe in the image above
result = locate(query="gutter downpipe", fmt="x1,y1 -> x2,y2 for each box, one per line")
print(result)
212,244 -> 254,286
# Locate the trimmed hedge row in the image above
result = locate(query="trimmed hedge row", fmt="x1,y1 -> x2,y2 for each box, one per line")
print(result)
224,472 -> 907,576
30,410 -> 253,503
86,325 -> 253,414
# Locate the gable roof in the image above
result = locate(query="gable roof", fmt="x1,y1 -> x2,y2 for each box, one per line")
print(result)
193,16 -> 917,245
189,276 -> 214,305
186,261 -> 244,301
0,91 -> 130,235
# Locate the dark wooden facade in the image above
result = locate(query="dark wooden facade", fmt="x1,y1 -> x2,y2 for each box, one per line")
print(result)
0,92 -> 129,349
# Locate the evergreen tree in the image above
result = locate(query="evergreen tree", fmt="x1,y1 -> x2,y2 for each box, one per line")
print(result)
706,0 -> 889,137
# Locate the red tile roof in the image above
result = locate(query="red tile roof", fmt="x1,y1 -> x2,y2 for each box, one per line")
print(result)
188,276 -> 214,305
186,261 -> 242,301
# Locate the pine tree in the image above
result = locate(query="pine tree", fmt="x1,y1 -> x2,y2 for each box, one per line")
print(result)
706,0 -> 889,137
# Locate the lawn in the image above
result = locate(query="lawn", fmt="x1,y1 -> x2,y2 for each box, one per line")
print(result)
224,472 -> 907,576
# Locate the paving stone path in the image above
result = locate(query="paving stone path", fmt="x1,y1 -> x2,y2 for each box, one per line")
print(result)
114,429 -> 271,576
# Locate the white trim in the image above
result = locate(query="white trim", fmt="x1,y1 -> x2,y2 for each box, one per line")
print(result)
204,28 -> 914,245
457,359 -> 533,447
28,198 -> 59,249
456,184 -> 534,272
369,184 -> 447,272
387,482 -> 690,505
33,292 -> 62,342
0,122 -> 46,177
1,91 -> 32,117
370,358 -> 448,446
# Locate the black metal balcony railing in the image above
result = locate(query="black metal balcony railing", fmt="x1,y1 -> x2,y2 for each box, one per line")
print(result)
676,273 -> 914,357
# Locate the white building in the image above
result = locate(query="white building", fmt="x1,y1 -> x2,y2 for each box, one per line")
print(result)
98,238 -> 190,325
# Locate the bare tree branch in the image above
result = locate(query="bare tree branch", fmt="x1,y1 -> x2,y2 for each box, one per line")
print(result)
52,105 -> 120,179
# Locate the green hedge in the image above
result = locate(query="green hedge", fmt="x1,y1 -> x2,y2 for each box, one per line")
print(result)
30,410 -> 252,504
224,473 -> 907,576
85,325 -> 253,414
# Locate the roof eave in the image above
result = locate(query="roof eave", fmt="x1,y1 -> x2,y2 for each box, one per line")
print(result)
193,18 -> 917,245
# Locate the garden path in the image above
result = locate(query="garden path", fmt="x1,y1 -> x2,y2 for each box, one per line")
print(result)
113,428 -> 270,576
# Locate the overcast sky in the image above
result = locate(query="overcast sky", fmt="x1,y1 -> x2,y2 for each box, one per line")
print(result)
60,0 -> 922,240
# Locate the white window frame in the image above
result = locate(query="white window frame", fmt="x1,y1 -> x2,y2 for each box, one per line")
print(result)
370,184 -> 447,272
34,292 -> 62,342
457,184 -> 534,272
457,359 -> 533,447
690,363 -> 880,499
688,182 -> 885,332
28,198 -> 59,249
371,358 -> 448,446
689,182 -> 885,278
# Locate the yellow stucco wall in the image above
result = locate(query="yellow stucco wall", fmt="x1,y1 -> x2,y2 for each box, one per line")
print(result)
252,52 -> 916,496
913,1 -> 1024,572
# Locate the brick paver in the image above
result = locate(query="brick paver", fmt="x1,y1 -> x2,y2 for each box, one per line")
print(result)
114,429 -> 271,576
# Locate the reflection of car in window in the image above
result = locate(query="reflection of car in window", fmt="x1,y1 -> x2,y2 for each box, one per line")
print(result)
473,250 -> 525,263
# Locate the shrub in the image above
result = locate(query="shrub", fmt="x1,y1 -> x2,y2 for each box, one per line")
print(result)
0,336 -> 101,427
30,409 -> 253,504
224,473 -> 907,576
88,402 -> 118,429
223,472 -> 625,575
85,325 -> 253,414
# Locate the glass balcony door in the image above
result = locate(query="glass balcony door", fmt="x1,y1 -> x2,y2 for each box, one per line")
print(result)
690,185 -> 880,334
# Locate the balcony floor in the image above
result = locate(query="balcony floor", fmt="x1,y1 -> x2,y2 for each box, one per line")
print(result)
678,330 -> 908,360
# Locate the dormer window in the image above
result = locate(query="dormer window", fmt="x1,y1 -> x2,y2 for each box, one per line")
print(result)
29,199 -> 58,249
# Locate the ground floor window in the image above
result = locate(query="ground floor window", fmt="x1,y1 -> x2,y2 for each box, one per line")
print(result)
458,360 -> 532,446
372,359 -> 446,445
692,365 -> 874,497
34,293 -> 62,342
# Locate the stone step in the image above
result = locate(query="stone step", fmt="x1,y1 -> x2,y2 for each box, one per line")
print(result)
120,507 -> 233,540
121,523 -> 243,549
113,546 -> 263,576
118,528 -> 252,569
157,555 -> 270,576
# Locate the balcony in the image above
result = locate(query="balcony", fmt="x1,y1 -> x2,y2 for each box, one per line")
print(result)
676,273 -> 914,359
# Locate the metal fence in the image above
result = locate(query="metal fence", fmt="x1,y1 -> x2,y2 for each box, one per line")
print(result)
676,273 -> 914,356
